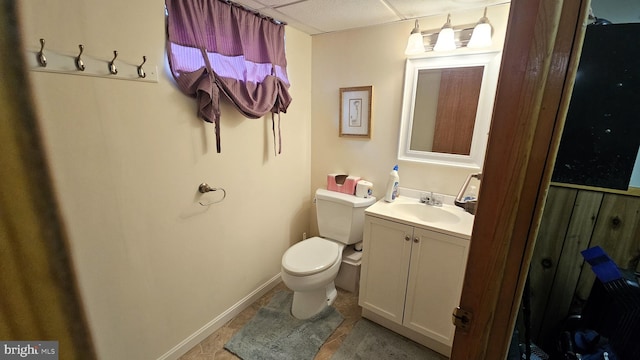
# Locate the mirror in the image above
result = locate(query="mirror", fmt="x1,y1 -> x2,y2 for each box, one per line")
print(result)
398,51 -> 501,169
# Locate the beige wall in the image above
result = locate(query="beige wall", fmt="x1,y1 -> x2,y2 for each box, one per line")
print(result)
18,1 -> 311,359
17,1 -> 509,358
310,4 -> 511,220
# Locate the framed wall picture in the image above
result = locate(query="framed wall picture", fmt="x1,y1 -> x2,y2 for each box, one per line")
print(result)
339,86 -> 372,138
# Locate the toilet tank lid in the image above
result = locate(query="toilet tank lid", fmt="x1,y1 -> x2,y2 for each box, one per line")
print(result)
316,189 -> 376,208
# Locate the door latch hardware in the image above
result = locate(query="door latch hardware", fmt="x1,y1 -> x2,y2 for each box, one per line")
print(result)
452,307 -> 472,331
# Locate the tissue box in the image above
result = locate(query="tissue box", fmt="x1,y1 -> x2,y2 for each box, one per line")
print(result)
327,174 -> 361,195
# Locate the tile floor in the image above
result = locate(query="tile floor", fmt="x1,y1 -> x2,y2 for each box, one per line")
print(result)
178,282 -> 362,360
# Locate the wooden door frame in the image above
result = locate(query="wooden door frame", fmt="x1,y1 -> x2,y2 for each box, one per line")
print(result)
0,3 -> 96,359
451,0 -> 590,358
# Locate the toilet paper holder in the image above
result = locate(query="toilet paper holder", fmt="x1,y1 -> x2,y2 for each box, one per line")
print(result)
198,182 -> 227,206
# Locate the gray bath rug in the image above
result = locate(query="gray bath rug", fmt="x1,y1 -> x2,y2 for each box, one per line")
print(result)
331,319 -> 447,360
224,291 -> 343,360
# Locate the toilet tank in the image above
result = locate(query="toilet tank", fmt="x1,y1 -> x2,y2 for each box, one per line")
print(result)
315,189 -> 376,245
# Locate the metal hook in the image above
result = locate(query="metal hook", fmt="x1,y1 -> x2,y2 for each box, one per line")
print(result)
75,44 -> 86,71
37,38 -> 47,67
108,50 -> 118,74
137,56 -> 147,78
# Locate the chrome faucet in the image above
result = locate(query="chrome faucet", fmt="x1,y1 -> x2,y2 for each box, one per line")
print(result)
454,173 -> 482,215
420,192 -> 443,207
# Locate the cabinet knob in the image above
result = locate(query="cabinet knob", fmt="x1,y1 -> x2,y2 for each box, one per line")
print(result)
413,237 -> 419,243
404,235 -> 411,241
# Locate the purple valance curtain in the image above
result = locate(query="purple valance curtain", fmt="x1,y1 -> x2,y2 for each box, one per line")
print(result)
166,0 -> 292,153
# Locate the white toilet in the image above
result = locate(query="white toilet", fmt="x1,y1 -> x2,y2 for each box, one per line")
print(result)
281,188 -> 375,319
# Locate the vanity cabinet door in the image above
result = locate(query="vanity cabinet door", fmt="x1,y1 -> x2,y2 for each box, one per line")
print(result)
403,227 -> 469,347
359,216 -> 413,324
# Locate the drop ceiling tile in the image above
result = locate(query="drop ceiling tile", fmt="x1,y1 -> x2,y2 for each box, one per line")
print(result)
231,0 -> 323,33
258,7 -> 326,34
253,0 -> 299,6
229,0 -> 511,35
276,0 -> 402,33
232,0 -> 267,10
387,0 -> 508,18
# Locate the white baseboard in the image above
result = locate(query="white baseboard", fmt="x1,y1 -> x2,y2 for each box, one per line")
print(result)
157,273 -> 283,360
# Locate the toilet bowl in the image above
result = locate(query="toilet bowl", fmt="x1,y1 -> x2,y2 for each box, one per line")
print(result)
281,237 -> 344,319
281,189 -> 375,319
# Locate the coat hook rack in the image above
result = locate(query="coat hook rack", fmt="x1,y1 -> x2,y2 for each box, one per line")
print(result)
108,50 -> 118,74
137,56 -> 147,78
26,39 -> 158,83
75,44 -> 85,71
37,38 -> 47,67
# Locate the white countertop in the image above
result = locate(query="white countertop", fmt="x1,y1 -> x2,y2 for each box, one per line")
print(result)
365,194 -> 475,239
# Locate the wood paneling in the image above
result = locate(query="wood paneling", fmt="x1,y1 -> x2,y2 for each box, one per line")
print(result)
575,194 -> 640,300
529,186 -> 578,338
529,186 -> 640,351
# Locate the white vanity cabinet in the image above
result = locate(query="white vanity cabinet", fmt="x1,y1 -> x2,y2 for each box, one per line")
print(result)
359,214 -> 470,357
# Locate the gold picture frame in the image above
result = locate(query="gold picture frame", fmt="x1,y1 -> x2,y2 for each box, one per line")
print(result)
339,86 -> 372,138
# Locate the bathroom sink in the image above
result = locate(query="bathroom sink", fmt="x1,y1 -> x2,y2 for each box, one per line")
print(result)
393,203 -> 461,224
365,195 -> 475,238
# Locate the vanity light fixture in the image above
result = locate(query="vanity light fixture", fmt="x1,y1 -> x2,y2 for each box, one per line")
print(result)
433,14 -> 456,52
404,20 -> 427,55
467,7 -> 493,49
403,8 -> 494,56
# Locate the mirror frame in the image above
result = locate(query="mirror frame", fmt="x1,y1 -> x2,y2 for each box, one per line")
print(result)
398,51 -> 502,169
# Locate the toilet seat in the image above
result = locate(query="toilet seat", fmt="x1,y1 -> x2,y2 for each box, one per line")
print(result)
282,237 -> 340,276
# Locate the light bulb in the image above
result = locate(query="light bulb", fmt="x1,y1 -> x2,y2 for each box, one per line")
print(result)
434,14 -> 456,52
468,8 -> 492,49
405,32 -> 426,55
404,20 -> 425,55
